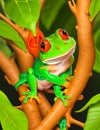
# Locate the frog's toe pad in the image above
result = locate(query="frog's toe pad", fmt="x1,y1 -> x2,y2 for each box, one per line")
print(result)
36,97 -> 41,104
60,95 -> 71,106
54,97 -> 57,102
63,89 -> 68,94
20,91 -> 40,104
19,95 -> 26,102
54,95 -> 71,106
23,96 -> 38,104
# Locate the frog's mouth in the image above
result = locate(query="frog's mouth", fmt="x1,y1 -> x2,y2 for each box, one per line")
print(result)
43,45 -> 76,64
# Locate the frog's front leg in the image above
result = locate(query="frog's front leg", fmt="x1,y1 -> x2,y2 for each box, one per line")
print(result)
15,72 -> 27,90
22,68 -> 40,103
54,85 -> 71,106
15,68 -> 40,104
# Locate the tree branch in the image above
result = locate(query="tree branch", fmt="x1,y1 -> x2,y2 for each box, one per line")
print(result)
33,0 -> 95,129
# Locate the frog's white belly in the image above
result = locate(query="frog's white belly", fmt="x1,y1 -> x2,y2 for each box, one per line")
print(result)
37,41 -> 75,90
37,58 -> 71,90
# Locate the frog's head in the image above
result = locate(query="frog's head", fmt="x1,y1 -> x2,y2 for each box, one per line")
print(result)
39,29 -> 76,64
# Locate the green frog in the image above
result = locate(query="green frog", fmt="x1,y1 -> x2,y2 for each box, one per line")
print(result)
15,29 -> 76,106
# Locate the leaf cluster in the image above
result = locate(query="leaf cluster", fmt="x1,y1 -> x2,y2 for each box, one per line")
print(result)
0,91 -> 28,130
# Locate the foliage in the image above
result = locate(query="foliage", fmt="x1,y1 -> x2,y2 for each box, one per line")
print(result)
0,91 -> 28,130
76,94 -> 100,130
89,0 -> 100,73
0,38 -> 13,58
0,0 -> 6,15
0,0 -> 41,54
4,0 -> 40,35
93,13 -> 100,73
40,0 -> 66,30
89,0 -> 100,21
40,0 -> 76,37
0,19 -> 26,52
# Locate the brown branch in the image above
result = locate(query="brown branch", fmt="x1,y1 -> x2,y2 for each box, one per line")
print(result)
68,0 -> 77,17
0,13 -> 28,43
40,0 -> 45,11
18,85 -> 52,129
17,85 -> 42,130
65,106 -> 84,128
0,50 -> 51,129
70,117 -> 84,127
7,41 -> 34,72
33,0 -> 95,129
0,13 -> 34,72
0,52 -> 41,129
38,92 -> 52,118
0,51 -> 20,85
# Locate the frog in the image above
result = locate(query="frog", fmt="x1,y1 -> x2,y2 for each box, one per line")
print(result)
15,28 -> 76,106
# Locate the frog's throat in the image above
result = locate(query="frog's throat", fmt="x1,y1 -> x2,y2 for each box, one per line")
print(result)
43,45 -> 76,65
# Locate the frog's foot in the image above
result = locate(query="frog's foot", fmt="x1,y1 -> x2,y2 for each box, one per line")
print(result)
63,88 -> 68,94
59,118 -> 66,130
62,82 -> 70,96
54,94 -> 71,106
22,91 -> 40,104
66,76 -> 73,81
54,85 -> 71,106
64,82 -> 71,89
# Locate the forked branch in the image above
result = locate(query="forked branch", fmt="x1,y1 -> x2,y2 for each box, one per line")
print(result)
33,0 -> 95,129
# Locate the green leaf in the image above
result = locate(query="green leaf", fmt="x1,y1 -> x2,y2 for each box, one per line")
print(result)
76,94 -> 100,112
0,19 -> 26,51
93,13 -> 100,32
41,0 -> 66,30
4,0 -> 40,35
0,0 -> 10,17
92,13 -> 100,73
89,0 -> 100,21
52,3 -> 76,37
40,0 -> 76,41
84,102 -> 100,130
0,91 -> 28,130
0,38 -> 13,58
0,0 -> 6,14
93,48 -> 100,73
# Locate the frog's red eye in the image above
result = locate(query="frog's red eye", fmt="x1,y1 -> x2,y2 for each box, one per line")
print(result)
40,39 -> 51,52
59,29 -> 69,40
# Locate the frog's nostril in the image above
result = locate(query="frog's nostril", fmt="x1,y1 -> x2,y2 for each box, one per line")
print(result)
56,46 -> 60,49
64,42 -> 67,44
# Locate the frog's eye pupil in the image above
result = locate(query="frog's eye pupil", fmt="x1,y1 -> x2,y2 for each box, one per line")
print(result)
62,30 -> 67,36
40,39 -> 51,52
59,29 -> 69,40
40,42 -> 45,49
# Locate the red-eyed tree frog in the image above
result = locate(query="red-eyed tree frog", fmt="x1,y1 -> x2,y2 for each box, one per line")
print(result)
15,29 -> 76,106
